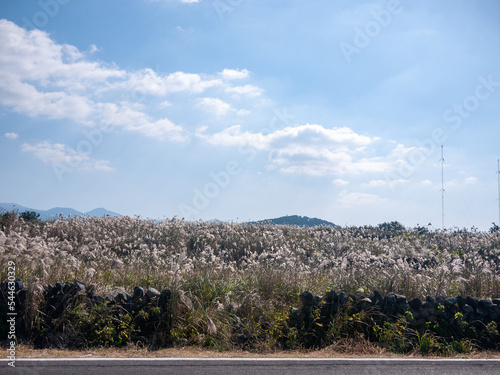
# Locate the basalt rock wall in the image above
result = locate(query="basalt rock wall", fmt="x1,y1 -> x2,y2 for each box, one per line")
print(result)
1,280 -> 499,350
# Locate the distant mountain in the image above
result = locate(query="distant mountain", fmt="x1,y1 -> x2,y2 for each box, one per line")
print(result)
84,208 -> 122,217
250,215 -> 338,228
0,203 -> 30,213
43,207 -> 82,219
0,203 -> 121,220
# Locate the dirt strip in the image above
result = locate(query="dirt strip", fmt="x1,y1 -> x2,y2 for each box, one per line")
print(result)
10,345 -> 500,359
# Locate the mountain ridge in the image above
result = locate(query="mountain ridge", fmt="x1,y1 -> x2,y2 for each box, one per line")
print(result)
0,203 -> 121,220
1,204 -> 337,227
250,215 -> 338,228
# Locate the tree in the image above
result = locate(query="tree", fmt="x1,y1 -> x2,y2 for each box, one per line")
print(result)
377,221 -> 406,233
20,210 -> 40,222
0,211 -> 18,233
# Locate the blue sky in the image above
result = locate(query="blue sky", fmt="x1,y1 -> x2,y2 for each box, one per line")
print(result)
0,0 -> 499,230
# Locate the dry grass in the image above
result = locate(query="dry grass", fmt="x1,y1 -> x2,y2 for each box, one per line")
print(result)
13,343 -> 500,359
2,216 -> 500,355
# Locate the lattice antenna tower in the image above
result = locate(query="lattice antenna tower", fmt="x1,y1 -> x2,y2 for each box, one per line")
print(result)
440,145 -> 445,230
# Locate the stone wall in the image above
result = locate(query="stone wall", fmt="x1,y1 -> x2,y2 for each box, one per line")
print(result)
1,279 -> 499,350
0,279 -> 172,348
287,290 -> 500,349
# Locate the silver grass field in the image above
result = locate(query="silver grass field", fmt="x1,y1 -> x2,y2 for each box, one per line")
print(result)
1,215 -> 499,352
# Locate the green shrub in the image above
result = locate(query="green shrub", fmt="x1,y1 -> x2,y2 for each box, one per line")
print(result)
19,211 -> 40,222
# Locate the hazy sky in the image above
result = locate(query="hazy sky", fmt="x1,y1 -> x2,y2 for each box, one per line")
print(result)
0,0 -> 499,229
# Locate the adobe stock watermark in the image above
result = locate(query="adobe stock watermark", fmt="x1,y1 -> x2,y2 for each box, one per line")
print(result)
51,121 -> 115,182
21,0 -> 71,30
213,0 -> 247,21
178,108 -> 294,219
6,261 -> 17,368
50,63 -> 172,182
339,0 -> 404,64
8,0 -> 72,50
443,74 -> 500,130
384,74 -> 499,189
383,129 -> 447,188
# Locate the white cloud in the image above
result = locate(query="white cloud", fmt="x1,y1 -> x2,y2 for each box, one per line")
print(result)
0,20 -> 116,121
196,124 -> 268,150
197,97 -> 249,118
333,178 -> 349,186
388,143 -> 426,160
119,69 -> 222,96
0,20 -> 124,88
220,68 -> 250,80
93,160 -> 114,171
269,147 -> 354,176
159,100 -> 173,108
197,123 -> 395,176
236,109 -> 251,116
225,84 -> 263,97
133,118 -> 186,141
421,179 -> 433,186
97,102 -> 188,141
198,123 -> 374,149
0,79 -> 93,121
89,44 -> 99,53
198,97 -> 233,118
465,176 -> 477,184
21,141 -> 113,172
4,132 -> 18,140
0,19 -> 245,143
21,142 -> 85,165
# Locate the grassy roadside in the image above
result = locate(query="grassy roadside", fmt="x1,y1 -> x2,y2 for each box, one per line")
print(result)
2,215 -> 500,356
12,343 -> 500,359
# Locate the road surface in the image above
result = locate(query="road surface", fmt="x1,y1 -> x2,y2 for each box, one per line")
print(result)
2,358 -> 500,375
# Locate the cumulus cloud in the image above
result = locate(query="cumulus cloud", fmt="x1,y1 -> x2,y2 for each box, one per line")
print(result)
115,69 -> 222,96
332,178 -> 349,186
96,102 -> 188,141
93,160 -> 114,171
0,80 -> 94,121
197,123 -> 396,176
225,84 -> 263,97
198,124 -> 373,148
4,132 -> 18,140
21,141 -> 113,172
196,124 -> 267,149
220,68 -> 250,80
0,19 -> 258,143
88,44 -> 100,53
197,97 -> 249,118
197,97 -> 233,118
1,22 -> 124,98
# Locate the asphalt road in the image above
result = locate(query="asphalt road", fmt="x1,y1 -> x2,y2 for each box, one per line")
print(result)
2,358 -> 500,375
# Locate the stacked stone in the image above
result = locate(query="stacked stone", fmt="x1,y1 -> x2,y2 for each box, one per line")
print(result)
0,278 -> 27,338
286,290 -> 500,348
0,279 -> 172,347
